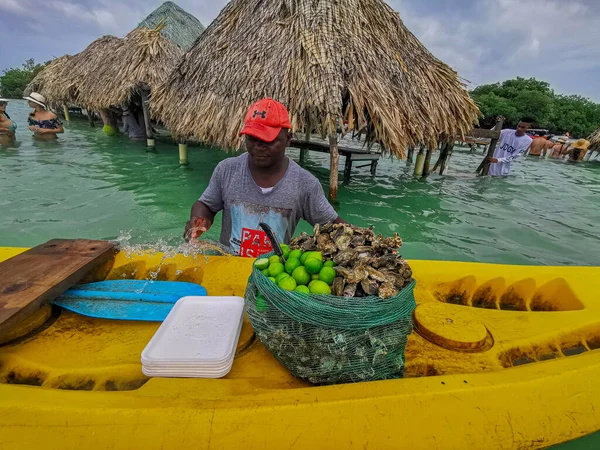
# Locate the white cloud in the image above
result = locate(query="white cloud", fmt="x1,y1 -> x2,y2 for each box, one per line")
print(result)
0,0 -> 27,14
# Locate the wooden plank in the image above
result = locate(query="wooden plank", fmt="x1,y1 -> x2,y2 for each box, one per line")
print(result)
290,139 -> 379,156
466,128 -> 501,140
0,239 -> 116,334
348,153 -> 380,161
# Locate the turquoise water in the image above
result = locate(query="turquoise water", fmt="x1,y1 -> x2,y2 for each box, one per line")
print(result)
2,100 -> 600,266
2,100 -> 600,447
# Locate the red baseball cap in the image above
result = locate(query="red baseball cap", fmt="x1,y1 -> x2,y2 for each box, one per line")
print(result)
239,98 -> 292,143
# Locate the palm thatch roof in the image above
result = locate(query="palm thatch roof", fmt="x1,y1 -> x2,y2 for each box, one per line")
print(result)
152,0 -> 480,156
26,26 -> 181,111
25,55 -> 73,108
588,128 -> 600,150
25,36 -> 123,107
74,25 -> 183,109
138,1 -> 205,50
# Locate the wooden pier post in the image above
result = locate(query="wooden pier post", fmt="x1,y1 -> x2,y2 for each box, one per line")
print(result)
140,90 -> 154,148
433,141 -> 454,175
407,146 -> 415,164
476,116 -> 505,175
63,105 -> 71,121
329,135 -> 339,201
422,147 -> 433,177
300,127 -> 311,164
414,146 -> 425,176
87,110 -> 95,127
179,143 -> 189,166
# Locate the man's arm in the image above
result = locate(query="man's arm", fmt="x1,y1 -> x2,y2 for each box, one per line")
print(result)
184,163 -> 225,240
303,177 -> 347,225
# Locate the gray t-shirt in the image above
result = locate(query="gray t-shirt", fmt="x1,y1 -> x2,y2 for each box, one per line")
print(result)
200,153 -> 338,257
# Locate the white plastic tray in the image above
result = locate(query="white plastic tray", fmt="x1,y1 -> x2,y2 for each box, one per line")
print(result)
141,296 -> 245,365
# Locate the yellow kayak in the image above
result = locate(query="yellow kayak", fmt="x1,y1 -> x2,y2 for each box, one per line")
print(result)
1,246 -> 599,449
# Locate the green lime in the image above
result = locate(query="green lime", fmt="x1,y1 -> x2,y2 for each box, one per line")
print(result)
283,250 -> 290,260
295,285 -> 310,294
256,294 -> 269,312
310,251 -> 323,262
280,244 -> 289,253
269,262 -> 285,277
261,268 -> 270,277
268,277 -> 277,283
311,274 -> 320,281
291,266 -> 311,285
300,251 -> 313,265
278,276 -> 297,291
308,280 -> 318,289
324,260 -> 335,268
319,267 -> 336,285
289,249 -> 302,260
269,255 -> 281,265
275,272 -> 289,283
255,258 -> 270,270
309,280 -> 331,295
285,257 -> 301,274
304,258 -> 323,275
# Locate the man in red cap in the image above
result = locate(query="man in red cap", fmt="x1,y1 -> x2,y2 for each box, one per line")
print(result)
185,98 -> 345,257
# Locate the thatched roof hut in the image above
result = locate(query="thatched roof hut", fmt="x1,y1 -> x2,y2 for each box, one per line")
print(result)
25,36 -> 123,107
152,0 -> 480,156
25,55 -> 73,108
138,1 -> 205,50
74,25 -> 183,110
588,128 -> 600,150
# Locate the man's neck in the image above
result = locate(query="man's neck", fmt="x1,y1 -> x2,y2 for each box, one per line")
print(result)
248,156 -> 289,188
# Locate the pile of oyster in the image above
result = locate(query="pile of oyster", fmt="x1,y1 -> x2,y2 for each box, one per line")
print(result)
290,223 -> 413,299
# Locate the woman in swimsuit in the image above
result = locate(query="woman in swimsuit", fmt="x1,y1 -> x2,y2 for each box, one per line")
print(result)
23,92 -> 64,140
0,98 -> 17,144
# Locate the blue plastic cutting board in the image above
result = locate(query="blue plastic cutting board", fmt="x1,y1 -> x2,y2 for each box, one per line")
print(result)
54,280 -> 207,321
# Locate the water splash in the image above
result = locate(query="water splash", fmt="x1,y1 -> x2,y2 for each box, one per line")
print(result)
112,230 -> 234,283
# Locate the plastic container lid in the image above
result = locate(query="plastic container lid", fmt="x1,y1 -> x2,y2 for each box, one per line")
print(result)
141,296 -> 245,367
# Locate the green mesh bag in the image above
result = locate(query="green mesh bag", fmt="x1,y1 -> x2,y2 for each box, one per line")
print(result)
244,260 -> 416,385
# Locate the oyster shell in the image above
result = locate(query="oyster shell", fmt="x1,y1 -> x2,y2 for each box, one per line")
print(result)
332,277 -> 345,296
365,266 -> 387,283
333,234 -> 352,251
360,279 -> 379,296
301,237 -> 316,251
333,250 -> 357,266
316,233 -> 336,255
378,282 -> 398,299
343,283 -> 357,297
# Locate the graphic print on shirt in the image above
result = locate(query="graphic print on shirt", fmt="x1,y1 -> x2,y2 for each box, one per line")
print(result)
229,200 -> 291,257
500,142 -> 517,154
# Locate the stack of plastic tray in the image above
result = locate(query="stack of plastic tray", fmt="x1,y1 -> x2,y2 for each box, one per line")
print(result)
141,296 -> 244,378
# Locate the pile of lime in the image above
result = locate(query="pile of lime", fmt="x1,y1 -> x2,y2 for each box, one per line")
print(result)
254,244 -> 336,295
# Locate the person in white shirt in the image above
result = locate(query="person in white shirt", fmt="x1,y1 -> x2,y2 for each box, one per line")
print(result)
487,118 -> 534,176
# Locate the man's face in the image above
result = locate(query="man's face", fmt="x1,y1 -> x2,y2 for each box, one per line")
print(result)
516,122 -> 531,136
246,129 -> 291,169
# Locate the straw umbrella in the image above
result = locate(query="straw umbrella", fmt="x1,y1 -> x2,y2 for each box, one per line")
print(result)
25,36 -> 123,119
153,0 -> 480,199
137,1 -> 205,50
587,128 -> 600,160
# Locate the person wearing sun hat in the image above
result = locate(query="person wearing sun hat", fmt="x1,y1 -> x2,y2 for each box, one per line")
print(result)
565,138 -> 590,162
184,97 -> 346,257
24,92 -> 64,139
0,97 -> 17,142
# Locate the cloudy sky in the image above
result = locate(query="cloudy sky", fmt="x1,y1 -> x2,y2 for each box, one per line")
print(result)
2,0 -> 599,100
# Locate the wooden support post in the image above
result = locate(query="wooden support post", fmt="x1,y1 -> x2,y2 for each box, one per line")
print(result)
63,105 -> 71,121
477,116 -> 505,175
407,146 -> 415,164
433,142 -> 448,173
179,143 -> 189,166
87,110 -> 95,127
422,147 -> 433,177
141,90 -> 154,148
329,135 -> 339,201
300,128 -> 311,164
370,159 -> 378,176
414,147 -> 425,176
343,157 -> 352,183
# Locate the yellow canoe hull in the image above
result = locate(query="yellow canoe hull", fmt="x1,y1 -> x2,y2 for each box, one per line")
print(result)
1,246 -> 599,449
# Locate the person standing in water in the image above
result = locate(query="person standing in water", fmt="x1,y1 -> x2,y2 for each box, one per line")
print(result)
24,92 -> 64,139
0,98 -> 17,143
487,118 -> 533,176
184,98 -> 345,257
528,134 -> 550,157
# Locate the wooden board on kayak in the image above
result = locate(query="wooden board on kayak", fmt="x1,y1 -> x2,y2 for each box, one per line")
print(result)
0,239 -> 116,334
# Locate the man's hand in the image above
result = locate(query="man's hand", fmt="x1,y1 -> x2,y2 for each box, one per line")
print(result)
485,157 -> 498,164
184,216 -> 212,241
